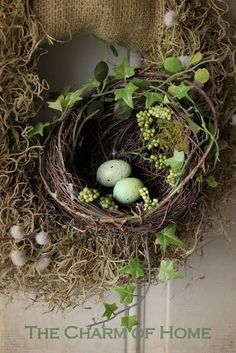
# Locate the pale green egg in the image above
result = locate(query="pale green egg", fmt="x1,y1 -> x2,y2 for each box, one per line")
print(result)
96,160 -> 132,187
113,177 -> 144,205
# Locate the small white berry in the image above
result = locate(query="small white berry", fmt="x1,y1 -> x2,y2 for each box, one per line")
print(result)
35,257 -> 51,272
10,250 -> 27,267
165,10 -> 178,28
178,55 -> 190,69
10,225 -> 25,240
35,231 -> 50,245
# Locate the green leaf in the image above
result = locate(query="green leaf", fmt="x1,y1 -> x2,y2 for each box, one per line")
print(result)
94,61 -> 109,82
121,315 -> 139,332
168,85 -> 178,96
155,224 -> 184,253
207,121 -> 216,135
66,78 -> 100,108
164,57 -> 183,74
65,90 -> 83,108
190,52 -> 203,66
82,78 -> 101,90
102,302 -> 118,320
87,100 -> 104,118
168,83 -> 192,99
92,35 -> 118,57
164,150 -> 185,173
110,44 -> 119,57
130,78 -> 150,90
114,82 -> 138,108
114,100 -> 132,120
163,95 -> 171,104
158,260 -> 184,282
27,122 -> 50,138
143,92 -> 164,109
206,175 -> 218,188
114,58 -> 135,80
175,82 -> 193,99
183,116 -> 201,135
119,257 -> 144,279
47,95 -> 64,112
112,284 -> 135,304
194,68 -> 210,84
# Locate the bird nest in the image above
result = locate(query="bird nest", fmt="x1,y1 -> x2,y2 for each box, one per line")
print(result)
40,69 -> 218,238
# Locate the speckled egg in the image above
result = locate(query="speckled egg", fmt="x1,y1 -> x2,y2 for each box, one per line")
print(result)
96,160 -> 132,188
113,178 -> 144,205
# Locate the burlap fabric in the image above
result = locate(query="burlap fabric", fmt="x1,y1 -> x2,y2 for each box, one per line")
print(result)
32,0 -> 165,52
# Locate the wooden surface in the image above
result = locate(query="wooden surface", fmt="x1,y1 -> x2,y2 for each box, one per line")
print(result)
1,3 -> 236,351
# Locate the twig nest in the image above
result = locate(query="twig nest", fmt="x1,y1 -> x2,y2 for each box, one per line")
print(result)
96,160 -> 132,187
10,250 -> 27,267
165,10 -> 178,28
35,231 -> 50,245
40,67 -> 218,235
35,257 -> 51,272
10,225 -> 25,240
113,178 -> 144,205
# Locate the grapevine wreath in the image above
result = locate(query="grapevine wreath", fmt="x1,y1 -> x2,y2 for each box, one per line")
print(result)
0,0 -> 236,320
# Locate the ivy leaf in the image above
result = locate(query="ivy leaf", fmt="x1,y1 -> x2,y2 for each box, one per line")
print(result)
66,78 -> 100,108
163,95 -> 171,104
87,100 -> 104,118
164,57 -> 183,74
207,121 -> 216,135
158,260 -> 184,282
48,78 -> 100,112
155,224 -> 184,253
168,83 -> 192,99
114,100 -> 132,120
190,52 -> 203,66
121,315 -> 139,332
130,78 -> 150,90
47,95 -> 65,112
175,82 -> 193,99
206,175 -> 218,188
27,122 -> 51,138
65,90 -> 83,108
102,302 -> 118,320
82,78 -> 101,90
114,82 -> 138,108
119,257 -> 144,279
143,91 -> 164,109
94,61 -> 109,82
194,68 -> 210,84
112,284 -> 135,304
114,58 -> 135,80
183,116 -> 201,135
92,35 -> 118,57
110,44 -> 119,57
164,150 -> 185,173
168,85 -> 178,96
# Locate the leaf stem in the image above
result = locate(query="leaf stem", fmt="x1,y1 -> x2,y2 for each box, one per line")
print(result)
86,237 -> 151,328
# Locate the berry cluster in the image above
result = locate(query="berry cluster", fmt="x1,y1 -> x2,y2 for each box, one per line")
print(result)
136,105 -> 173,150
100,194 -> 118,211
150,154 -> 167,170
149,105 -> 172,121
79,187 -> 100,203
139,187 -> 159,211
167,170 -> 180,187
